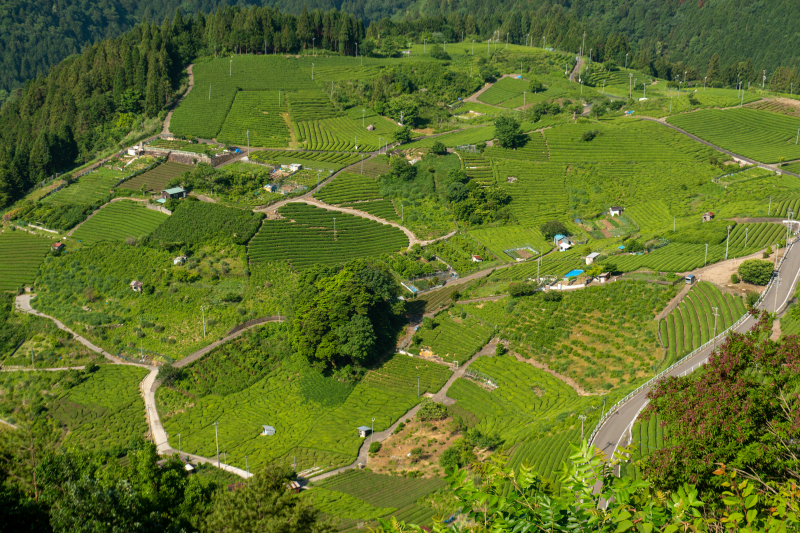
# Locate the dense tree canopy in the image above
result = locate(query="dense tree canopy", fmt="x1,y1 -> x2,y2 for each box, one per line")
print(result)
291,260 -> 402,376
737,259 -> 774,285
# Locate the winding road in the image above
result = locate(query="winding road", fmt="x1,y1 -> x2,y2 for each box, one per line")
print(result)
590,237 -> 800,468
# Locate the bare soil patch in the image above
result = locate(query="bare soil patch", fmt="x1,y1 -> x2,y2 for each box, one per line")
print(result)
366,416 -> 461,478
682,250 -> 779,297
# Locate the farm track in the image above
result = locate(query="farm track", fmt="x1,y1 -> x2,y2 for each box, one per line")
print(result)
654,284 -> 692,322
65,197 -> 148,237
162,64 -> 194,136
11,292 -> 286,479
463,74 -> 521,108
505,346 -> 599,397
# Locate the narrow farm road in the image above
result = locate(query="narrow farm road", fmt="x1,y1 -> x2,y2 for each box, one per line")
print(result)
569,56 -> 584,83
1,366 -> 86,372
308,343 -> 493,482
15,295 -> 122,364
162,64 -> 194,136
173,316 -> 284,368
463,74 -> 519,107
590,237 -> 800,471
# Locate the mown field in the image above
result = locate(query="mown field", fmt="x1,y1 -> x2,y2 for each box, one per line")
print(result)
659,282 -> 747,366
71,200 -> 168,245
0,231 -> 53,291
118,161 -> 193,193
248,203 -> 409,270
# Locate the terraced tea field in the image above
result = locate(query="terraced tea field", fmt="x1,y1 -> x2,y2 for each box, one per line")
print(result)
248,203 -> 409,270
667,107 -> 800,163
414,313 -> 494,365
477,76 -> 529,106
544,119 -> 719,164
659,282 -> 747,365
296,116 -> 398,152
51,365 -> 150,452
161,353 -> 450,473
625,201 -> 673,233
727,222 -> 786,248
169,56 -> 317,139
460,153 -> 494,184
250,150 -> 365,171
403,127 -> 494,150
217,91 -> 291,147
0,231 -> 53,291
288,90 -> 342,122
611,242 -> 758,273
42,167 -> 124,206
309,470 -> 445,529
71,200 -> 168,245
341,199 -> 398,220
497,161 -> 569,225
468,225 -> 551,261
484,131 -> 549,161
447,354 -> 595,445
507,429 -> 581,481
118,161 -> 193,193
314,173 -> 381,204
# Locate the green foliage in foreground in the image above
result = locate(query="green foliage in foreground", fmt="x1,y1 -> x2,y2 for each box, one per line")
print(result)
148,200 -> 264,247
737,259 -> 774,285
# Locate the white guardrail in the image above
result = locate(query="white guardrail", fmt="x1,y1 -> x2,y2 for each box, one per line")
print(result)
588,237 -> 796,447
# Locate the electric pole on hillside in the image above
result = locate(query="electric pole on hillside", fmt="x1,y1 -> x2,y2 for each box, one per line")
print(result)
333,217 -> 336,241
725,225 -> 731,260
213,422 -> 220,468
581,31 -> 585,57
704,243 -> 709,267
579,414 -> 587,442
763,70 -> 766,89
711,307 -> 720,350
201,305 -> 206,337
629,73 -> 633,99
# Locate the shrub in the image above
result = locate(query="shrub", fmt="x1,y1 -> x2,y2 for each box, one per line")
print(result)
393,422 -> 406,435
581,130 -> 600,142
369,442 -> 382,454
738,259 -> 773,285
157,364 -> 184,386
429,141 -> 447,155
508,283 -> 537,297
731,273 -> 740,284
417,399 -> 448,421
84,362 -> 100,373
542,291 -> 563,302
745,292 -> 759,309
540,220 -> 569,241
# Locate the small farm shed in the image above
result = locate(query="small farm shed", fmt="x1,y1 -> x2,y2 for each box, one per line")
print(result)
585,252 -> 600,265
685,275 -> 697,285
127,144 -> 144,156
173,256 -> 186,265
286,481 -> 301,493
51,242 -> 65,252
471,255 -> 483,262
598,272 -> 610,284
702,212 -> 715,222
262,425 -> 276,436
130,280 -> 143,292
280,163 -> 302,173
357,426 -> 372,438
161,187 -> 186,200
366,124 -> 375,131
554,234 -> 573,252
609,206 -> 623,217
264,184 -> 277,193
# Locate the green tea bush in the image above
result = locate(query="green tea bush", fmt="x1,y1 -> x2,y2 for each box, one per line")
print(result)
148,201 -> 263,246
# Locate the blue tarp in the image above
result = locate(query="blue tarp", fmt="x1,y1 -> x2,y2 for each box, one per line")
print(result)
565,269 -> 584,278
618,245 -> 626,250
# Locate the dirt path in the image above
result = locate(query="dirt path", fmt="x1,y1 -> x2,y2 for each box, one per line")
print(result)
1,366 -> 86,372
173,317 -> 284,368
655,284 -> 692,322
569,57 -> 584,83
162,64 -> 193,135
309,341 -> 491,482
15,295 -> 124,364
66,197 -> 148,237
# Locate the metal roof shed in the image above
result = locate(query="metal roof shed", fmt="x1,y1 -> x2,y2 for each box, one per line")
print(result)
262,425 -> 276,436
357,426 -> 372,438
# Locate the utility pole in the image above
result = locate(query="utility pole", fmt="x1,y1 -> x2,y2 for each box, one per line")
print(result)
417,376 -> 420,397
581,30 -> 585,57
201,305 -> 206,338
725,225 -> 731,260
229,59 -> 232,77
213,422 -> 220,468
579,414 -> 587,442
745,227 -> 749,247
30,348 -> 34,370
629,73 -> 633,99
246,456 -> 249,475
178,434 -> 181,456
769,195 -> 772,216
246,130 -> 250,158
704,243 -> 708,267
472,40 -> 474,55
763,69 -> 766,89
362,109 -> 365,128
711,307 -> 720,350
523,91 -> 526,106
312,63 -> 314,80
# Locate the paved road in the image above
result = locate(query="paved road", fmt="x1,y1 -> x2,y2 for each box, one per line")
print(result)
590,238 -> 800,465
